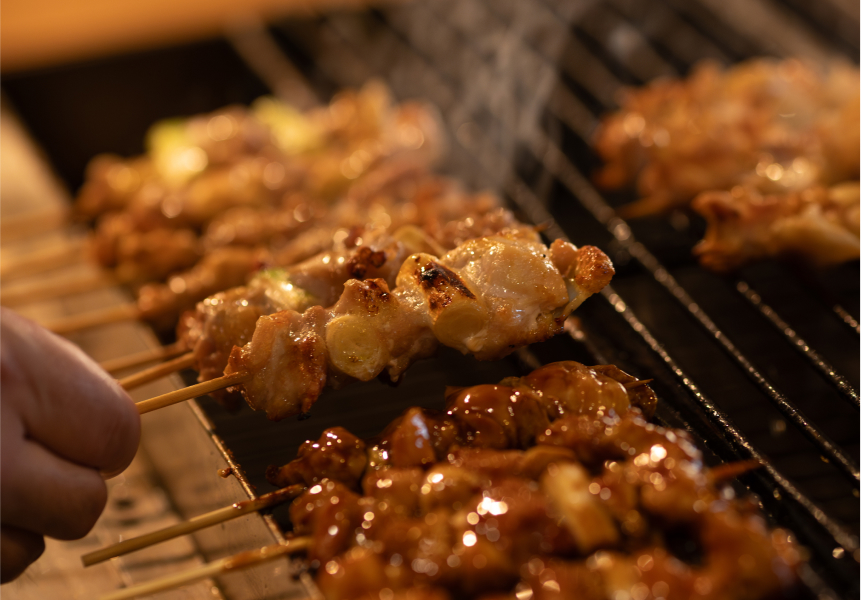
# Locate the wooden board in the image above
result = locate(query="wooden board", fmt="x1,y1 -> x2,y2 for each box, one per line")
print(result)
0,101 -> 310,599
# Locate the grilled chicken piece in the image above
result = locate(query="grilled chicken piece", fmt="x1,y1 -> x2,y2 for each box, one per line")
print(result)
263,363 -> 800,600
136,246 -> 266,330
692,182 -> 860,272
225,235 -> 613,420
267,427 -> 367,490
594,58 -> 859,217
502,361 -> 658,419
368,407 -> 462,470
444,385 -> 549,450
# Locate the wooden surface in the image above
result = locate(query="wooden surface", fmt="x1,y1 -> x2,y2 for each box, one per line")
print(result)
0,0 -> 396,73
0,102 -> 308,599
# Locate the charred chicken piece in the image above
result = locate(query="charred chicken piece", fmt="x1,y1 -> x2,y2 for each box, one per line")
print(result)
692,182 -> 860,272
225,235 -> 614,420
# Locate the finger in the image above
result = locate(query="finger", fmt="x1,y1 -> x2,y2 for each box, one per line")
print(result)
1,438 -> 107,540
1,309 -> 140,476
0,525 -> 45,583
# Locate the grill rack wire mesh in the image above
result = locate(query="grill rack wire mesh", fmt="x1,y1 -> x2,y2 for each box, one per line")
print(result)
247,0 -> 859,595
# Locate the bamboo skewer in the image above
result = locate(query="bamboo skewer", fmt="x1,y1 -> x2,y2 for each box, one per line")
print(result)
82,484 -> 304,567
0,238 -> 85,280
0,206 -> 69,243
0,270 -> 117,307
136,371 -> 252,414
622,379 -> 653,390
118,352 -> 196,390
100,342 -> 188,374
43,303 -> 140,335
709,459 -> 763,482
98,538 -> 311,600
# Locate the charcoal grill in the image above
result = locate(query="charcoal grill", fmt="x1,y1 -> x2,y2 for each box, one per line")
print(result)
2,0 -> 858,597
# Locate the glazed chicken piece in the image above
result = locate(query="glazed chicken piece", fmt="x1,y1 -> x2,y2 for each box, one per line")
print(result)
289,479 -> 365,564
225,234 -> 614,420
692,182 -> 860,272
268,427 -> 368,490
260,364 -> 801,600
502,360 -> 658,420
444,384 -> 549,450
316,547 -> 452,600
368,407 -> 462,469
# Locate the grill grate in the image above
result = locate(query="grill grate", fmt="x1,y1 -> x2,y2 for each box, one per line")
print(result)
258,0 -> 859,595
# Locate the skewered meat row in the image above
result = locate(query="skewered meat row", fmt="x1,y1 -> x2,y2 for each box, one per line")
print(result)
77,82 -> 441,220
593,57 -> 860,271
268,361 -> 658,490
223,229 -> 614,420
112,168 -> 506,330
175,221 -> 440,408
262,361 -> 801,599
176,209 -> 538,398
77,82 -> 444,288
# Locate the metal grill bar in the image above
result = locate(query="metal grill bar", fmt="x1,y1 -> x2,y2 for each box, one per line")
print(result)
736,281 -> 859,408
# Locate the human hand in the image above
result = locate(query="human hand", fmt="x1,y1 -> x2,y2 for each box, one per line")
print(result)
0,308 -> 140,582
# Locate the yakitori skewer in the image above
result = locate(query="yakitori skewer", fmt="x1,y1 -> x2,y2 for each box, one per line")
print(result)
99,342 -> 189,375
266,363 -> 799,600
136,372 -> 251,414
65,83 -> 444,318
43,303 -> 140,335
0,239 -> 86,280
118,352 -> 196,390
133,228 -> 615,420
98,538 -> 311,600
114,361 -> 801,600
117,210 -> 528,395
39,179 -> 503,338
0,206 -> 69,243
0,270 -> 117,307
83,484 -> 303,566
